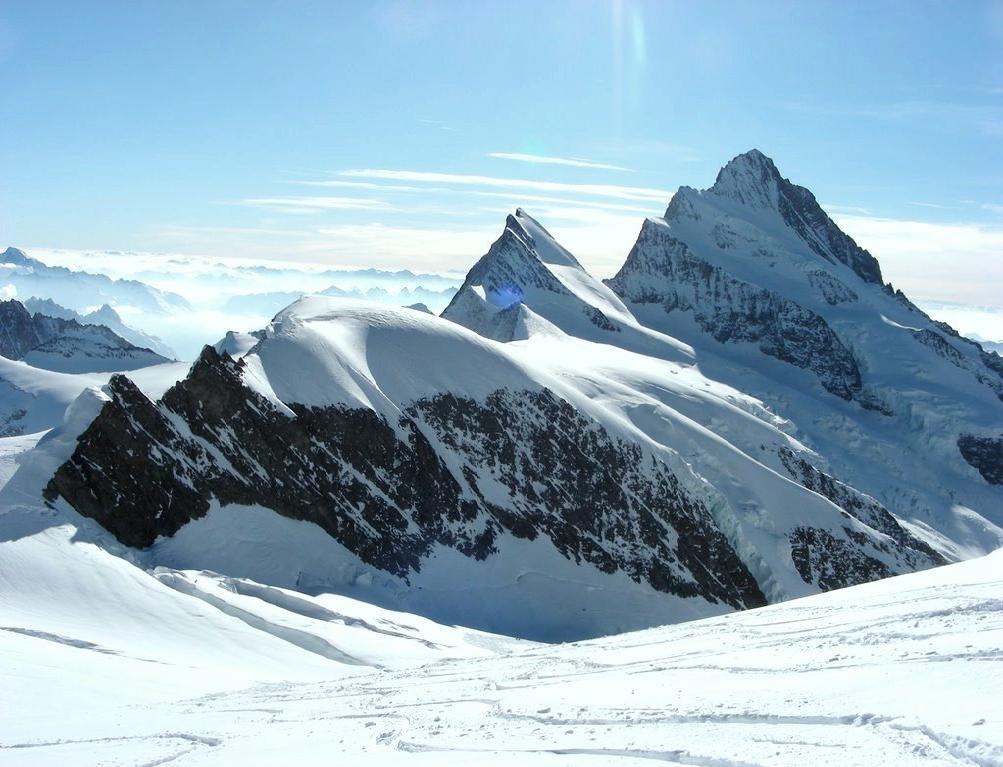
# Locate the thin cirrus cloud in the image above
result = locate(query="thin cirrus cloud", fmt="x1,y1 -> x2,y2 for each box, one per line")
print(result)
834,213 -> 1003,308
328,169 -> 674,203
238,196 -> 392,213
287,180 -> 664,215
487,152 -> 633,172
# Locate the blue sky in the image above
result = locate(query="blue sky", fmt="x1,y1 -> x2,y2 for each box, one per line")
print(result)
1,1 -> 1002,303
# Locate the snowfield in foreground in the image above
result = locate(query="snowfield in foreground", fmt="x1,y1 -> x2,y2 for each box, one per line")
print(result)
2,524 -> 1000,766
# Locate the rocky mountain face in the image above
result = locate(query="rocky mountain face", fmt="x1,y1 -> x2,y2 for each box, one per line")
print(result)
602,150 -> 1003,559
23,297 -> 176,359
46,346 -> 767,614
607,218 -> 869,403
0,299 -> 168,373
21,150 -> 1002,639
705,149 -> 883,284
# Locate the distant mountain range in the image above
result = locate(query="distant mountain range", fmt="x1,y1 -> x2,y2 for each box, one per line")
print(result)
1,247 -> 190,315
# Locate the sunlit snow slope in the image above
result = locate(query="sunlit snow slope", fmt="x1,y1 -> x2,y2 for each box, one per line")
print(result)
1,520 -> 999,766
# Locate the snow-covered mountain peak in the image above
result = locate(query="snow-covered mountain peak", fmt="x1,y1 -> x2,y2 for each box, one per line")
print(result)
1,246 -> 31,265
442,211 -> 697,360
506,208 -> 582,268
668,150 -> 883,285
707,148 -> 784,210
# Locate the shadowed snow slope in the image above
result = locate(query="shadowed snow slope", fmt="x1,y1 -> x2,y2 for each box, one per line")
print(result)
1,520 -> 1000,766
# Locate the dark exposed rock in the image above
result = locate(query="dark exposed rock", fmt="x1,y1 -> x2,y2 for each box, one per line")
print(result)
778,448 -> 943,566
913,329 -> 965,368
586,306 -> 620,332
0,298 -> 165,367
0,300 -> 43,359
45,346 -> 769,610
806,269 -> 858,306
606,222 -> 864,400
958,434 -> 1003,485
789,527 -> 891,591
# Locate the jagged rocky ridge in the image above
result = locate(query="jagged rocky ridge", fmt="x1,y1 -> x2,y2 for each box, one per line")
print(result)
46,346 -> 767,610
607,219 -> 869,402
22,297 -> 176,359
0,299 -> 168,373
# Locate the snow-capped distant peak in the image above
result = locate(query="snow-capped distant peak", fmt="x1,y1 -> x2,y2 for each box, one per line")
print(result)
663,150 -> 883,285
707,148 -> 784,209
506,208 -> 583,268
1,246 -> 32,265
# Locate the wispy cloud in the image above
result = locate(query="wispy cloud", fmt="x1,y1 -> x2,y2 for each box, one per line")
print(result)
835,213 -> 1003,307
236,196 -> 392,213
330,169 -> 673,203
286,180 -> 662,215
907,201 -> 949,210
288,180 -> 440,194
470,191 -> 658,215
487,152 -> 632,172
822,204 -> 871,215
982,203 -> 1003,214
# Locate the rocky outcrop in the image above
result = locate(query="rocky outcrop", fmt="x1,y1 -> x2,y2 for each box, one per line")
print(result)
0,299 -> 168,371
778,448 -> 944,566
45,346 -> 769,610
606,221 -> 864,400
789,527 -> 890,591
958,435 -> 1003,485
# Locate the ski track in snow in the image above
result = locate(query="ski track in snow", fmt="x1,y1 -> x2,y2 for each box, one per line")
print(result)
2,550 -> 1001,766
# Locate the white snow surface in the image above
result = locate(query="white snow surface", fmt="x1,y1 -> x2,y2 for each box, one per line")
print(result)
0,356 -> 190,436
1,505 -> 1000,766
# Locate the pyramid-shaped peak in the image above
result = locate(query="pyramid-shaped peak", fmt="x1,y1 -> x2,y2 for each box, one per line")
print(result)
1,246 -> 31,264
709,149 -> 785,209
505,209 -> 582,268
